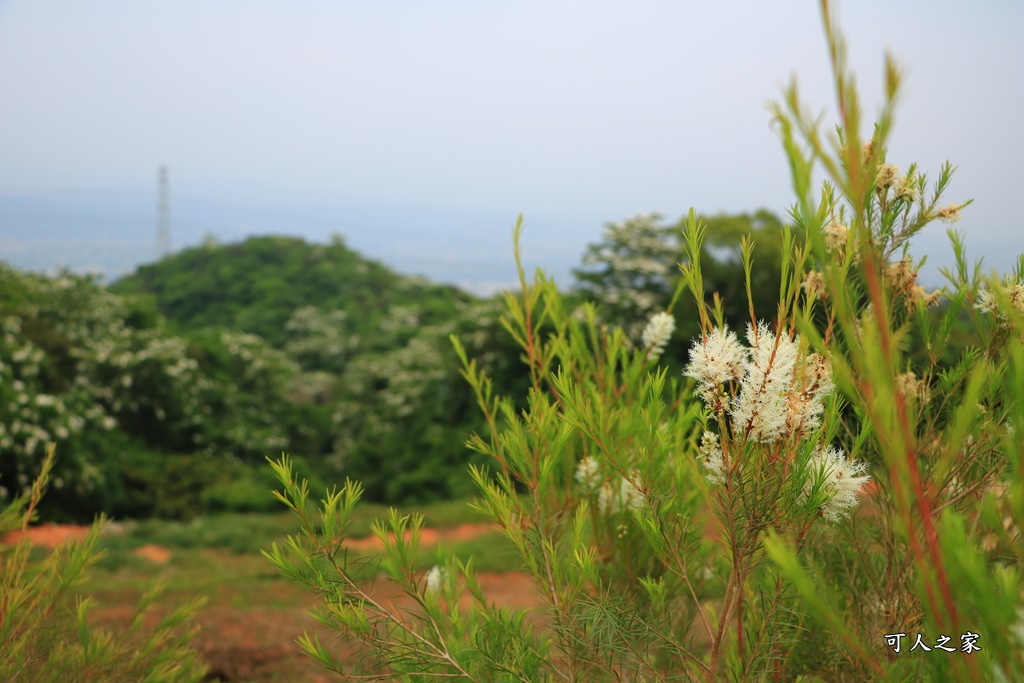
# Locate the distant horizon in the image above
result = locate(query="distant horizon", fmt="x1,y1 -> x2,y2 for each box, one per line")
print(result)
1,1 -> 1020,296
1,190 -> 1013,299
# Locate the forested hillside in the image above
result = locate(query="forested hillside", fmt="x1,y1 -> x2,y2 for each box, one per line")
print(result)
4,209 -> 969,522
0,236 -> 527,520
111,234 -> 473,348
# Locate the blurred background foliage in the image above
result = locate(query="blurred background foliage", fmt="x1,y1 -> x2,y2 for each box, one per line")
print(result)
0,211 -> 976,522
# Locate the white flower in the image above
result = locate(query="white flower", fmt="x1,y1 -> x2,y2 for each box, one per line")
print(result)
784,353 -> 834,434
1011,608 -> 1024,647
975,288 -> 997,315
641,311 -> 675,360
425,565 -> 445,594
802,270 -> 827,300
596,472 -> 644,515
575,456 -> 601,493
823,220 -> 849,253
895,371 -> 930,405
698,431 -> 727,485
804,445 -> 870,522
875,164 -> 898,189
730,322 -> 799,442
687,322 -> 834,442
684,327 -> 746,404
975,276 -> 1024,318
895,174 -> 918,202
619,471 -> 645,512
597,482 -> 617,515
936,202 -> 963,224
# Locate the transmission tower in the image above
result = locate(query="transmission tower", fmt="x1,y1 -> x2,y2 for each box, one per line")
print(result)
157,165 -> 171,257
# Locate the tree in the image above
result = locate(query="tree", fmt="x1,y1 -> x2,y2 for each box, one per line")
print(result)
573,213 -> 679,341
573,209 -> 794,359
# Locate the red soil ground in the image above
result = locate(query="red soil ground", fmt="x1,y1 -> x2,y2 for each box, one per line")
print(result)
2,522 -> 91,547
341,521 -> 502,551
5,483 -> 888,681
5,521 -> 543,682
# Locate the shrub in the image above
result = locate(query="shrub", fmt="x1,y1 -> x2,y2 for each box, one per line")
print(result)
0,263 -> 309,521
264,4 -> 1022,681
0,445 -> 208,681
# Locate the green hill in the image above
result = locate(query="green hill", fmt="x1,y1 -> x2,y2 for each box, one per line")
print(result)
110,234 -> 474,349
2,233 -> 531,521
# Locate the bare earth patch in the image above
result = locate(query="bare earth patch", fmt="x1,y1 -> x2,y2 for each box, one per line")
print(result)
135,543 -> 173,564
342,521 -> 503,551
2,522 -> 90,548
8,521 -> 543,682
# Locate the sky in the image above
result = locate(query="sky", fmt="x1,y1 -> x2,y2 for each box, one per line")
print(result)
1,1 -> 1021,295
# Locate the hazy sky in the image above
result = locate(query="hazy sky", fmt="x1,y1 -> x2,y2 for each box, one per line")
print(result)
1,1 -> 1021,293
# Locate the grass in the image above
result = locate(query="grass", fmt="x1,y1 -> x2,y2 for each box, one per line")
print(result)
57,495 -> 526,681
83,495 -> 519,594
95,495 -> 493,557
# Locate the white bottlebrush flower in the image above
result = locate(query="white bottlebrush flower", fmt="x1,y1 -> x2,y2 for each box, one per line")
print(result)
895,371 -> 931,405
641,311 -> 675,360
875,163 -> 898,189
823,220 -> 849,253
683,327 -> 746,404
784,353 -> 834,434
619,471 -> 645,512
936,202 -> 963,224
1011,608 -> 1024,647
425,565 -> 446,594
575,456 -> 601,493
1004,277 -> 1024,314
596,472 -> 644,515
975,288 -> 997,315
802,270 -> 827,301
804,445 -> 871,522
597,482 -> 618,515
698,431 -> 727,485
730,322 -> 799,442
975,276 -> 1024,318
894,173 -> 918,202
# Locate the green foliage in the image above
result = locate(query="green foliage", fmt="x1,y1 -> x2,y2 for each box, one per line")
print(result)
109,233 -> 538,508
266,218 -> 722,680
756,4 -> 1023,677
0,445 -> 208,681
0,261 -> 326,520
573,209 -> 793,365
264,3 -> 1022,681
333,296 -> 524,503
573,212 -> 681,340
0,226 -> 543,518
111,234 -> 472,350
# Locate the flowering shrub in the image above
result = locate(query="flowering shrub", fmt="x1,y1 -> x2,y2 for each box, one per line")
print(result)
331,297 -> 516,503
266,4 -> 1021,680
0,265 -> 302,518
573,209 -> 792,364
574,213 -> 679,341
